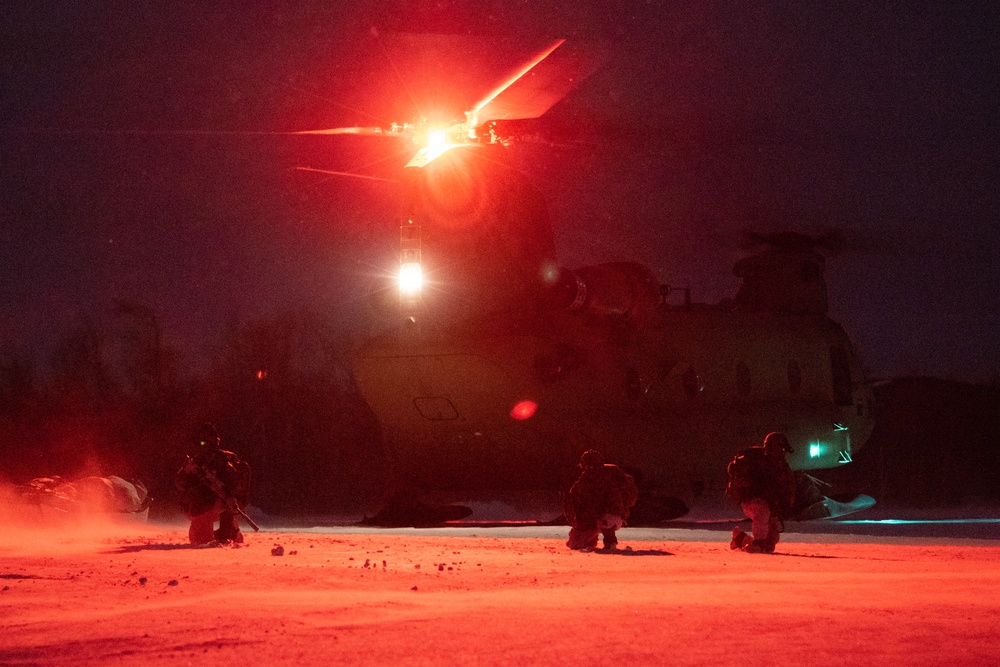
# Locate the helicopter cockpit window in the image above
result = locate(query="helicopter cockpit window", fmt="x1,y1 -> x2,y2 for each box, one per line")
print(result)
787,359 -> 802,394
735,363 -> 752,395
682,367 -> 702,397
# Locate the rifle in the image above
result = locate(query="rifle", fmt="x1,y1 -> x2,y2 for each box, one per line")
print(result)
185,455 -> 260,532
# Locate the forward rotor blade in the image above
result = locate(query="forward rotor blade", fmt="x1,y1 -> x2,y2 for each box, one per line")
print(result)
292,126 -> 392,136
472,40 -> 564,118
473,40 -> 606,125
295,166 -> 399,183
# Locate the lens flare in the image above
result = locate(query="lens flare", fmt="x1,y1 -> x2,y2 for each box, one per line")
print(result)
510,400 -> 538,420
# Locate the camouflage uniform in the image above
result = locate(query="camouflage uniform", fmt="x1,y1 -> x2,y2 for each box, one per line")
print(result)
176,425 -> 251,546
565,450 -> 638,550
727,432 -> 796,553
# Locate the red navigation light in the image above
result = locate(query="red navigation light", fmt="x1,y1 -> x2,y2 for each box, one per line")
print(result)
510,400 -> 538,421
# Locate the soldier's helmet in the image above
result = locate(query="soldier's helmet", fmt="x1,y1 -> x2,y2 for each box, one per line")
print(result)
579,449 -> 604,469
763,431 -> 794,453
197,423 -> 221,448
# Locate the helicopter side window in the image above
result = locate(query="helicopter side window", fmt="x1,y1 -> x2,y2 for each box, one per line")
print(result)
787,359 -> 802,394
682,366 -> 702,397
735,362 -> 752,395
830,345 -> 853,406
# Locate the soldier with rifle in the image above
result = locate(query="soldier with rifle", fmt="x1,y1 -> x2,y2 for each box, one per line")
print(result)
564,449 -> 638,551
727,431 -> 796,553
175,423 -> 255,546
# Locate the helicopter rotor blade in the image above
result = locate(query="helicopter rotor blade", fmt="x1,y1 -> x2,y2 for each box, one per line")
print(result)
291,126 -> 400,137
471,39 -> 605,126
471,39 -> 565,119
295,166 -> 399,183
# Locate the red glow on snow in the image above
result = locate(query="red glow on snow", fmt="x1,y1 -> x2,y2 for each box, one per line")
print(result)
2,513 -> 999,665
510,400 -> 538,420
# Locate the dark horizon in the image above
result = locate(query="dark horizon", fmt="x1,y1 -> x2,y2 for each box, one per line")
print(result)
2,1 -> 998,383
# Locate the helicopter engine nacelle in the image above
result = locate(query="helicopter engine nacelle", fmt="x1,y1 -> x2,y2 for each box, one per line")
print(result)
546,261 -> 660,326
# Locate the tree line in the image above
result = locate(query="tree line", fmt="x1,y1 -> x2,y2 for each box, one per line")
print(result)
0,301 -> 386,517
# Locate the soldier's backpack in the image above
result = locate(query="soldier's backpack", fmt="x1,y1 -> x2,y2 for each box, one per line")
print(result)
619,469 -> 639,511
726,447 -> 762,502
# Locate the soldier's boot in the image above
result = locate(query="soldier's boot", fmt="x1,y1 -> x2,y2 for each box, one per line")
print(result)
742,539 -> 771,554
730,527 -> 749,550
215,526 -> 242,545
601,528 -> 618,551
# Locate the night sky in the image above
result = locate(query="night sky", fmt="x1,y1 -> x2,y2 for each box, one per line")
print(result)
2,1 -> 997,382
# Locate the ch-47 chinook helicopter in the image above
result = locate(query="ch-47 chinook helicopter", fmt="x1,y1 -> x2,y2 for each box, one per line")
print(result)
301,37 -> 876,523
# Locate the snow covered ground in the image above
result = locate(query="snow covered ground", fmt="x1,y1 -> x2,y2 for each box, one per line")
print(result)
2,508 -> 999,666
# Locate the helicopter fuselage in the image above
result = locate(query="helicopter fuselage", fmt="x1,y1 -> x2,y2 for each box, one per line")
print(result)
350,142 -> 874,504
352,296 -> 874,501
